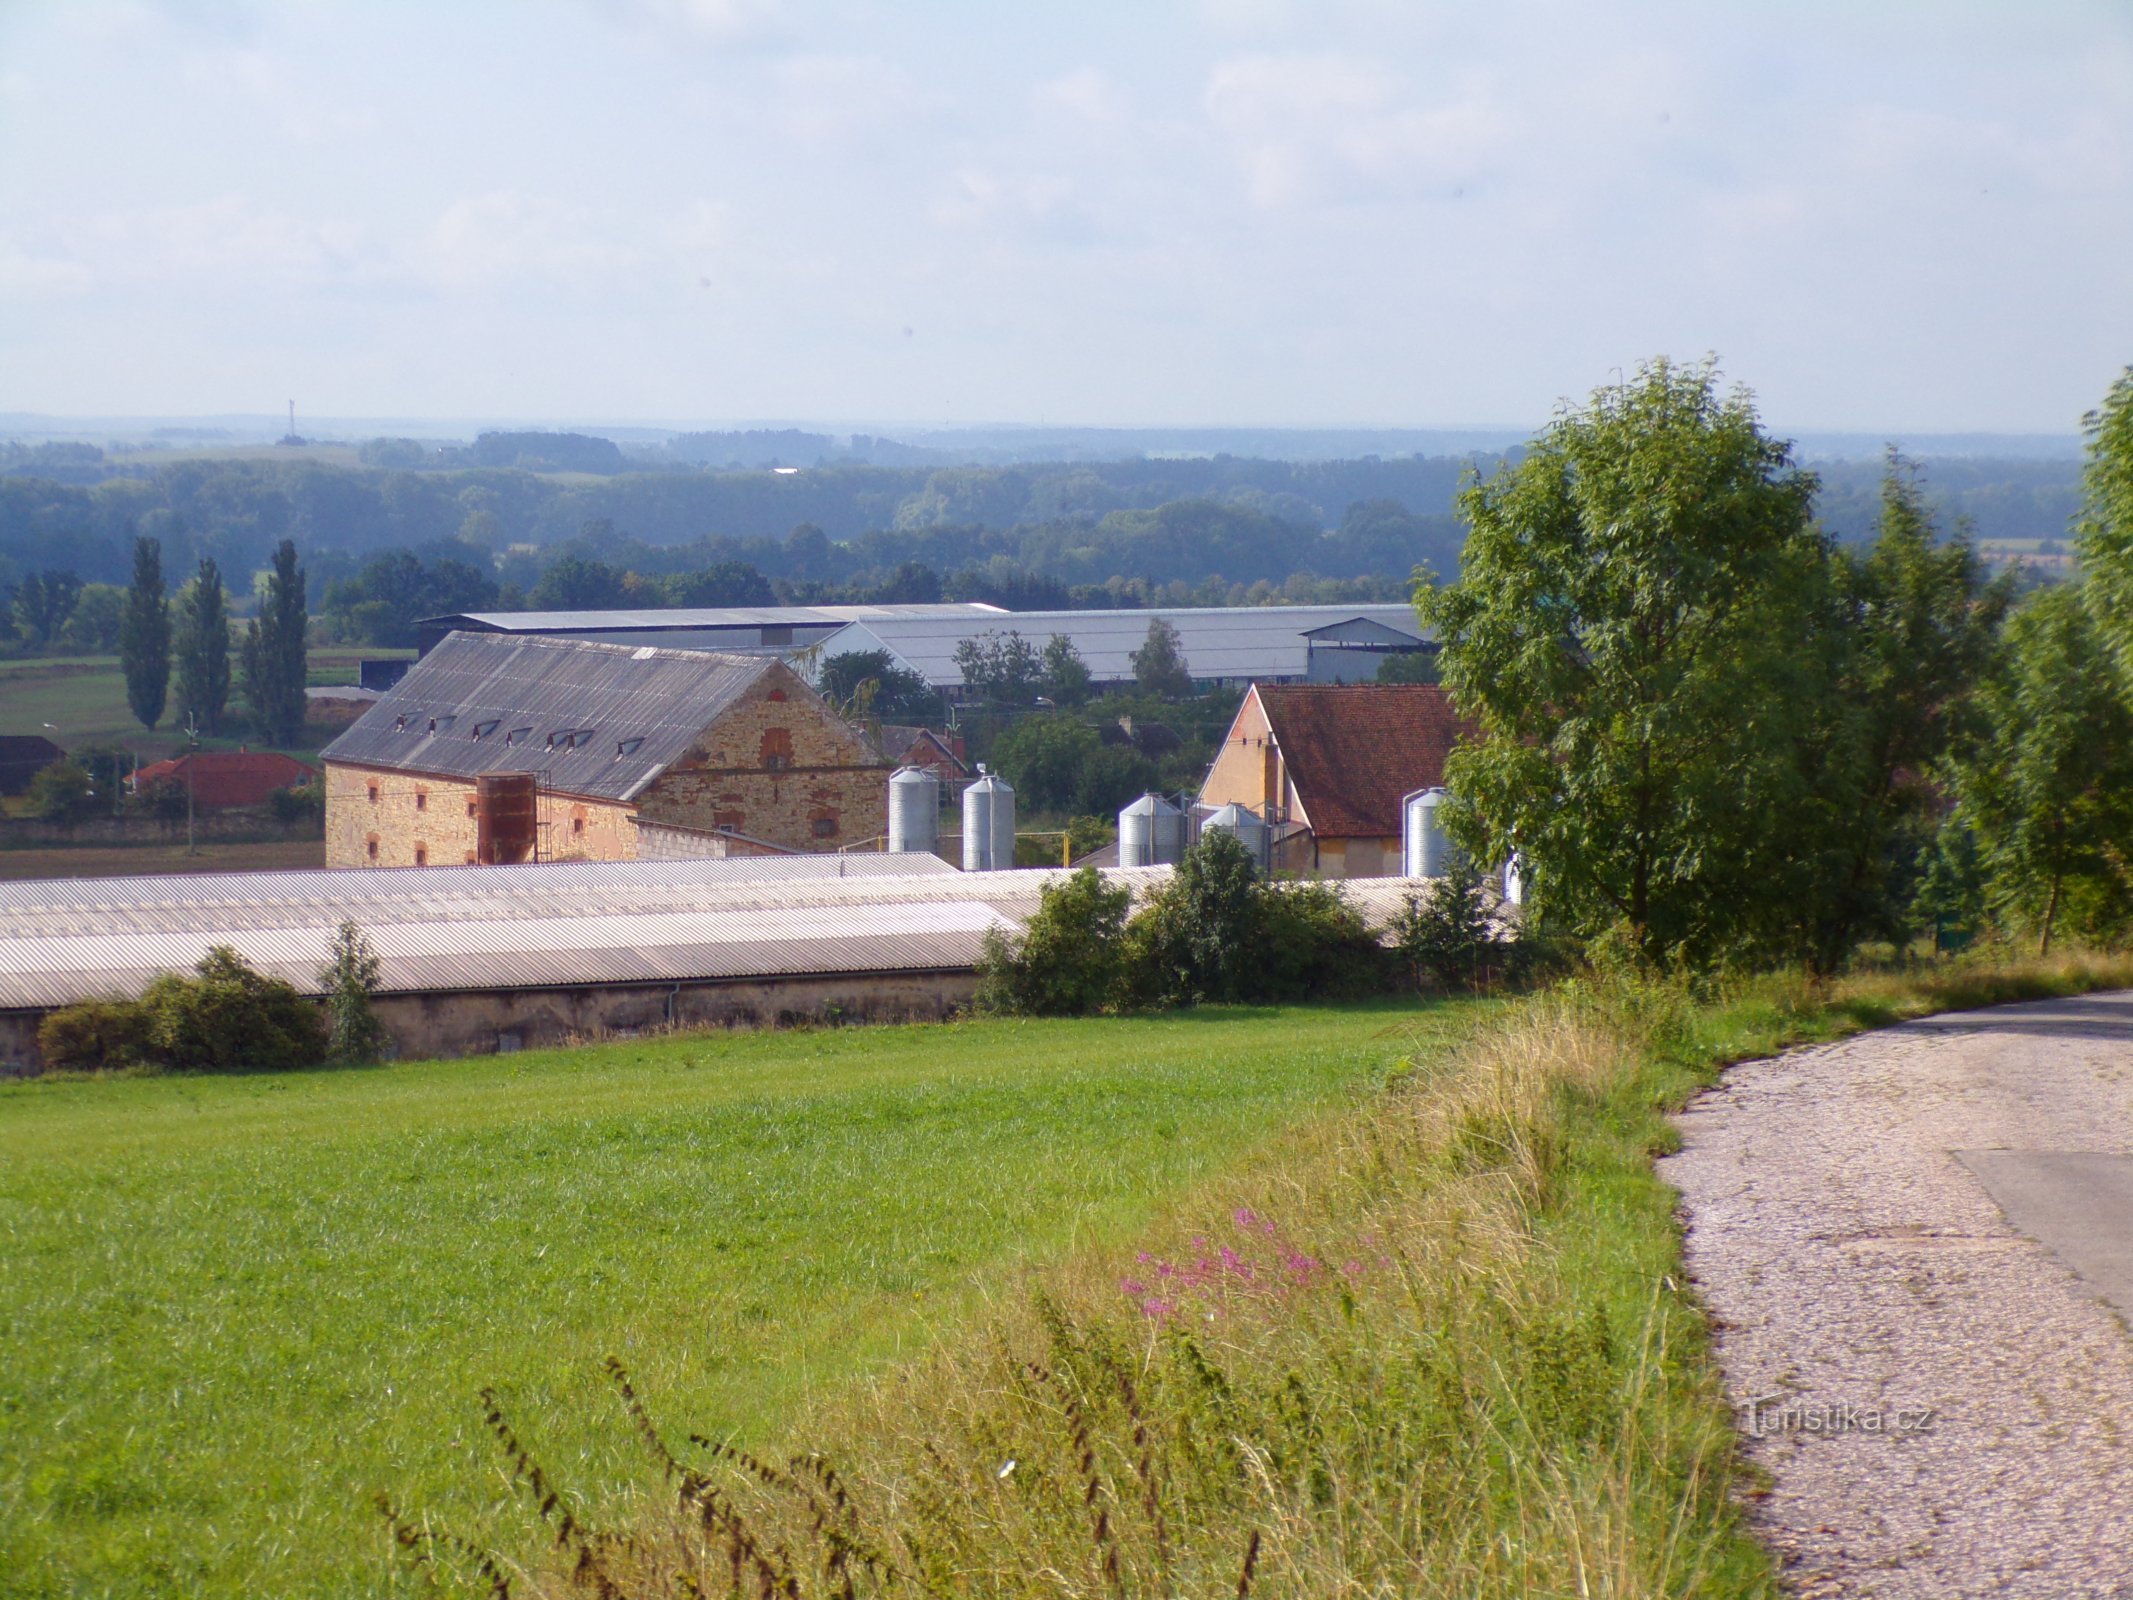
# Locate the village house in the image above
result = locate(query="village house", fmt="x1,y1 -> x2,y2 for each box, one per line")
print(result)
320,632 -> 890,868
1198,683 -> 1470,878
130,750 -> 316,809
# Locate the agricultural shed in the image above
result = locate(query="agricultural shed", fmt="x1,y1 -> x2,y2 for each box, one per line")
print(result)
0,856 -> 1431,1071
413,601 -> 1004,658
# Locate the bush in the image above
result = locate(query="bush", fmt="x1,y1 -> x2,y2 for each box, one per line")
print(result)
268,782 -> 324,824
1391,861 -> 1509,992
26,758 -> 94,823
141,946 -> 327,1073
1120,828 -> 1269,1006
36,998 -> 154,1073
1264,879 -> 1396,999
974,867 -> 1133,1015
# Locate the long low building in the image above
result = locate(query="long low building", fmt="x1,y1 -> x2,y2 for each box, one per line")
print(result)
417,601 -> 1434,694
0,856 -> 1432,1071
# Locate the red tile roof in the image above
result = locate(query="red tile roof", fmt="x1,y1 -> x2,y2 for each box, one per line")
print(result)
132,751 -> 316,809
1257,684 -> 1472,838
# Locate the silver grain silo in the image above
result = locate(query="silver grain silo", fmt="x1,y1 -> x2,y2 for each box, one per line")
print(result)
1118,792 -> 1187,867
886,765 -> 940,855
1202,801 -> 1269,872
1402,787 -> 1452,877
963,767 -> 1016,871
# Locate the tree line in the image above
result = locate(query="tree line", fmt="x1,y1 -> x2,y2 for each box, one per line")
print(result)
113,535 -> 309,745
1422,357 -> 2133,968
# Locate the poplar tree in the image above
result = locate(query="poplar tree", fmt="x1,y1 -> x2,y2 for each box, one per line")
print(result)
243,539 -> 309,745
173,557 -> 232,735
120,535 -> 171,731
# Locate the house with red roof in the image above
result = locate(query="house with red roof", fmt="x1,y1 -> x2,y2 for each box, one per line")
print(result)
131,751 -> 316,809
1197,684 -> 1472,877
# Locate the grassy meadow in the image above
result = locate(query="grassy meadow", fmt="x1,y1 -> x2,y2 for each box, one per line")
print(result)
0,1003 -> 1459,1600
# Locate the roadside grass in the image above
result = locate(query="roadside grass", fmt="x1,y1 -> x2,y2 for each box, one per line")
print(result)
452,949 -> 2133,1600
0,1002 -> 1460,1600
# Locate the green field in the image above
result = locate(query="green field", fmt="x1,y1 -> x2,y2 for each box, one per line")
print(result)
0,649 -> 409,764
0,1003 -> 1453,1599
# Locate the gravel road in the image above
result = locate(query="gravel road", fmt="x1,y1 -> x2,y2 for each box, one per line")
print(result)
1661,991 -> 2133,1598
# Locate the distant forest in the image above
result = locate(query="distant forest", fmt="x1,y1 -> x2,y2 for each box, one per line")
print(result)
0,432 -> 2085,647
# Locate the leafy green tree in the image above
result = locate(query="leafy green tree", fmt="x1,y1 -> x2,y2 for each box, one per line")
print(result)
10,568 -> 82,648
142,946 -> 326,1073
242,539 -> 309,745
974,867 -> 1134,1015
663,562 -> 777,608
1120,829 -> 1266,1005
173,557 -> 232,735
953,629 -> 1044,706
816,649 -> 940,723
1417,357 -> 1826,967
121,535 -> 172,730
319,921 -> 390,1064
1778,454 -> 2011,969
1130,617 -> 1194,699
319,549 -> 497,647
1944,584 -> 2133,953
989,715 -> 1102,811
1375,648 -> 1440,684
2077,366 -> 2133,679
52,583 -> 124,653
1041,633 -> 1092,705
1389,860 -> 1503,991
26,758 -> 94,823
528,555 -> 629,609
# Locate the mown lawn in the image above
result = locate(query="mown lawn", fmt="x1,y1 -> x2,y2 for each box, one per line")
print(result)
0,1003 -> 1462,1600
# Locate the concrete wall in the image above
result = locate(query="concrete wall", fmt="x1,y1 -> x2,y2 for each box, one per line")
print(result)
0,969 -> 979,1075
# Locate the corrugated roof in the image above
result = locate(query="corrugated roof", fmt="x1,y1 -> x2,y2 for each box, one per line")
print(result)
827,605 -> 1428,688
430,602 -> 1005,632
0,856 -> 1430,1013
1255,684 -> 1473,837
320,633 -> 780,801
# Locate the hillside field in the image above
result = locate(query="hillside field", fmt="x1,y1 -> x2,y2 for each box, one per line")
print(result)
0,1002 -> 1464,1600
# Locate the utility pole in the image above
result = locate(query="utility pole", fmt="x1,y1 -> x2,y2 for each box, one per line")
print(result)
185,711 -> 199,855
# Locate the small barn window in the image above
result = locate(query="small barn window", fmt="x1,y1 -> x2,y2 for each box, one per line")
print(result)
466,798 -> 478,818
367,783 -> 379,804
811,815 -> 838,839
759,728 -> 794,771
414,844 -> 428,866
473,719 -> 500,739
615,736 -> 645,758
366,835 -> 380,861
767,688 -> 787,702
414,790 -> 427,811
572,816 -> 586,836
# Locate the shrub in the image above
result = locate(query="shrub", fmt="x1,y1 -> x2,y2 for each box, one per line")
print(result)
268,782 -> 324,824
1264,879 -> 1395,999
974,867 -> 1134,1016
26,758 -> 94,823
1120,829 -> 1268,1006
36,998 -> 154,1073
319,921 -> 391,1064
142,946 -> 326,1073
1391,860 -> 1509,992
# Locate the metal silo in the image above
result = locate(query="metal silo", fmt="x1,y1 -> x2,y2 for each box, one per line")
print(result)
886,765 -> 940,855
963,767 -> 1015,871
1119,792 -> 1187,867
1402,787 -> 1451,877
1202,801 -> 1269,872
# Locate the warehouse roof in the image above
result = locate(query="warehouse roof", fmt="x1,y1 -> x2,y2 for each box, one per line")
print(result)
1255,683 -> 1471,837
826,604 -> 1427,688
426,602 -> 1004,633
320,633 -> 791,802
0,856 -> 1429,1013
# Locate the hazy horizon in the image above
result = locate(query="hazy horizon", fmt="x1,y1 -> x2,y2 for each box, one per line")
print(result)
4,2 -> 2130,433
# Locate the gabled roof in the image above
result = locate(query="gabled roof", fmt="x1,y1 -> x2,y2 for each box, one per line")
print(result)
1256,684 -> 1471,838
878,724 -> 966,773
321,632 -> 782,802
132,751 -> 314,807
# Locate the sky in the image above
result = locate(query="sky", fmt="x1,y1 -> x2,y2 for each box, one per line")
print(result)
2,0 -> 2130,433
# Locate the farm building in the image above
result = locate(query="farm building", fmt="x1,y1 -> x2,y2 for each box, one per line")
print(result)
1198,684 -> 1471,877
414,602 -> 1434,695
413,601 -> 1004,658
319,633 -> 891,868
0,734 -> 66,796
130,751 -> 316,809
877,724 -> 967,783
0,855 -> 1428,1071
